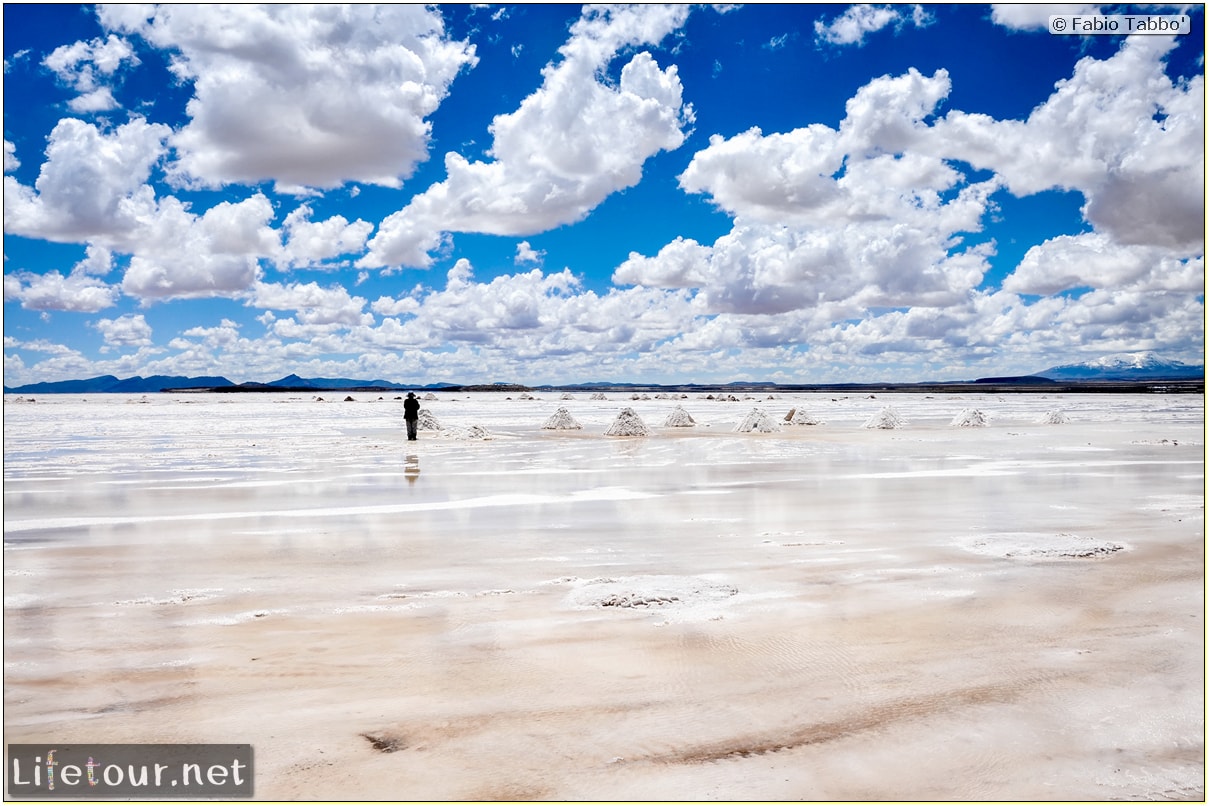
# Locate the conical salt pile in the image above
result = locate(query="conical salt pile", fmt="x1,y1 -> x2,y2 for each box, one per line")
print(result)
590,392 -> 608,401
785,407 -> 824,425
423,392 -> 438,400
950,408 -> 988,427
863,406 -> 906,429
605,407 -> 649,436
448,424 -> 491,440
734,408 -> 781,432
560,393 -> 574,400
1039,409 -> 1070,424
663,405 -> 696,427
542,406 -> 583,430
417,408 -> 442,430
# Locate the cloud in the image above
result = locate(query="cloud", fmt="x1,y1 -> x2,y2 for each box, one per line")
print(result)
93,313 -> 153,348
3,120 -> 281,302
615,236 -> 713,289
3,117 -> 170,244
99,4 -> 477,193
990,3 -> 1102,31
43,33 -> 140,113
814,4 -> 933,47
360,4 -> 694,269
248,281 -> 372,327
764,33 -> 790,51
1005,233 -> 1203,295
623,67 -> 998,315
366,258 -> 697,360
120,195 -> 280,301
4,47 -> 31,73
4,338 -> 80,356
280,205 -> 374,269
369,294 -> 422,318
179,319 -> 242,348
5,245 -> 119,313
514,240 -> 544,265
7,271 -> 119,313
937,35 -> 1204,253
3,139 -> 17,172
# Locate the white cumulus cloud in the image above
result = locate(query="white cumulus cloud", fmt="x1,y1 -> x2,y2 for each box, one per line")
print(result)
5,245 -> 119,313
814,4 -> 933,46
280,205 -> 375,269
43,33 -> 139,112
120,195 -> 280,301
936,35 -> 1204,253
623,67 -> 998,315
990,4 -> 1102,31
249,281 -> 372,327
93,313 -> 152,347
360,4 -> 695,269
3,117 -> 170,244
99,4 -> 478,192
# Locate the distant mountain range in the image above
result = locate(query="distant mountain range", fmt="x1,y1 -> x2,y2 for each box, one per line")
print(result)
3,352 -> 1202,394
1036,352 -> 1204,381
3,373 -> 458,395
4,374 -> 236,395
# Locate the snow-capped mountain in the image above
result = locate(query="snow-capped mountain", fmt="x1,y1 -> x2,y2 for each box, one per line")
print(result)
1038,352 -> 1204,380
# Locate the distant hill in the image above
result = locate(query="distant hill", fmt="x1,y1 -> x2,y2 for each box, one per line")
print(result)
4,374 -> 234,394
265,374 -> 410,390
1037,352 -> 1204,381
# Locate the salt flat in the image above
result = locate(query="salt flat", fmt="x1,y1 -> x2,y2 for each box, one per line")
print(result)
3,391 -> 1204,800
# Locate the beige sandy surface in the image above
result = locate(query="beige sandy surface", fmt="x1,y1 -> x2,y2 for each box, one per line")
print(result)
3,391 -> 1204,800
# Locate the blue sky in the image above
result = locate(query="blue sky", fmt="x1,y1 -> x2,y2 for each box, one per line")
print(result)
3,3 -> 1204,386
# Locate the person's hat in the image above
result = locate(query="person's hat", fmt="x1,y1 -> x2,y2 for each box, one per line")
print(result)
407,392 -> 415,397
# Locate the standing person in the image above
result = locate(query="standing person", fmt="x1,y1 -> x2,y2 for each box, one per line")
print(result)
403,392 -> 420,441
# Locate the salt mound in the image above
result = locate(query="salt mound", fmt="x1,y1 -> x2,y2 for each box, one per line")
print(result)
423,392 -> 438,400
542,406 -> 583,430
951,408 -> 988,427
1039,409 -> 1070,424
734,408 -> 781,433
605,407 -> 649,436
785,407 -> 824,425
663,405 -> 696,427
560,393 -> 574,400
863,406 -> 906,429
567,575 -> 738,613
447,425 -> 492,440
417,409 -> 441,430
959,532 -> 1125,560
590,392 -> 608,401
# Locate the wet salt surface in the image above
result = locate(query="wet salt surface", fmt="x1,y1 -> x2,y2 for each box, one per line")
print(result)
3,391 -> 1204,800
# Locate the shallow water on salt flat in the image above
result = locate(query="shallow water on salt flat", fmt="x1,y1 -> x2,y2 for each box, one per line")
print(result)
3,391 -> 1204,800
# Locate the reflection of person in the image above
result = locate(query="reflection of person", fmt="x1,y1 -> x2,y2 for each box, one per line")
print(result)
404,454 -> 420,485
403,392 -> 420,441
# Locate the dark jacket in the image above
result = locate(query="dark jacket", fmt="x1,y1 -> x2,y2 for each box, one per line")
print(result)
403,396 -> 420,421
